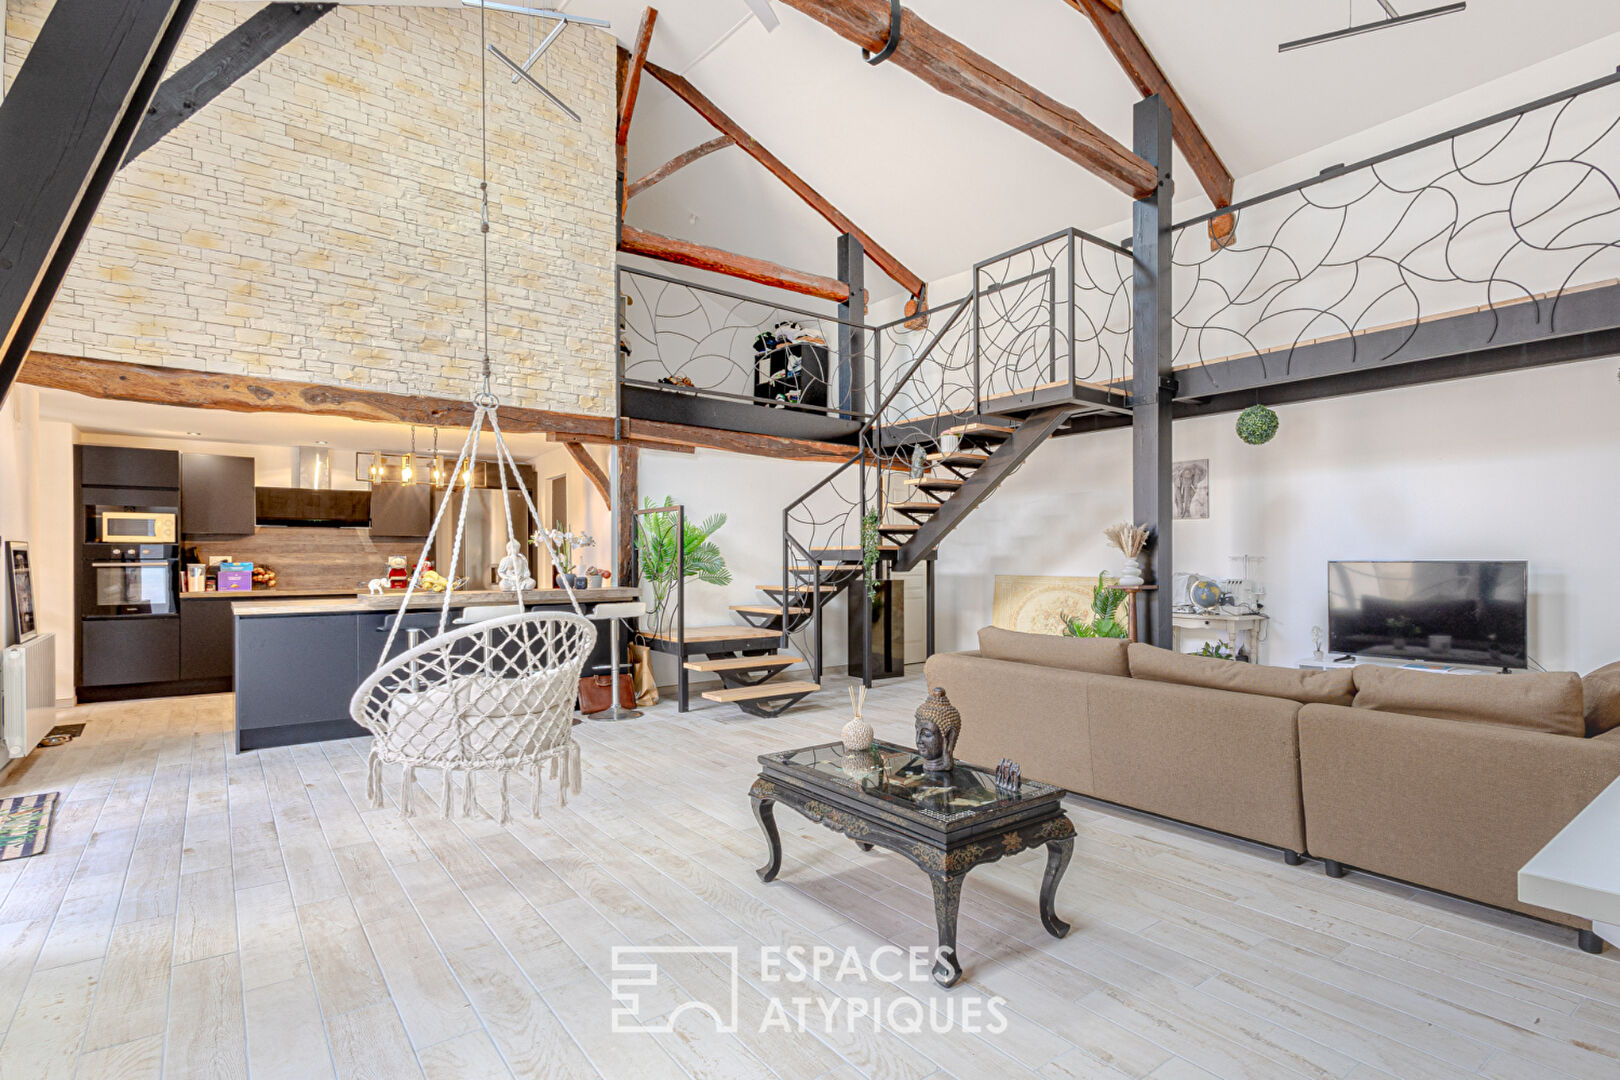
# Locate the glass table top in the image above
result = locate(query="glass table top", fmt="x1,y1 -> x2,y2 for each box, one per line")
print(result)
763,740 -> 1061,824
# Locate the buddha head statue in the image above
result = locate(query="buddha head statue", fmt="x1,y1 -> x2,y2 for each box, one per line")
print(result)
914,687 -> 961,775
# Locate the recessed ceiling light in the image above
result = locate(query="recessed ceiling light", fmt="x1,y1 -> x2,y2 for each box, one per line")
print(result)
315,440 -> 329,446
185,431 -> 202,436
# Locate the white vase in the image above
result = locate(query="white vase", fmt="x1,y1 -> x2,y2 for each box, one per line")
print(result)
1118,555 -> 1145,588
841,715 -> 874,751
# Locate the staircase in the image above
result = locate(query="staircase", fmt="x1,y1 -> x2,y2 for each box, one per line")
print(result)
662,407 -> 1079,718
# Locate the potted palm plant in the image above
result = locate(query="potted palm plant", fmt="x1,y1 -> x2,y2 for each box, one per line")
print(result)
634,497 -> 731,637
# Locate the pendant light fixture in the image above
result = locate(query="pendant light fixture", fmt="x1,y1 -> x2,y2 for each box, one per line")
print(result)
402,426 -> 416,484
431,427 -> 444,487
1278,1 -> 1464,53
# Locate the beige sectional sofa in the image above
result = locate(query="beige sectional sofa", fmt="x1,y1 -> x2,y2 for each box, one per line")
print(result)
925,628 -> 1620,942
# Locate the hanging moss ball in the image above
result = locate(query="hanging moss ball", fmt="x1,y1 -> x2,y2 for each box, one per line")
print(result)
1236,404 -> 1279,445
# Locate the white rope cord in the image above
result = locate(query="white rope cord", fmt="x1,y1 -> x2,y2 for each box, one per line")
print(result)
487,407 -> 581,614
378,410 -> 485,664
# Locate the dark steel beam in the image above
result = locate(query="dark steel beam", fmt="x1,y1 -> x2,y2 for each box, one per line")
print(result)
123,2 -> 335,167
0,0 -> 198,405
837,233 -> 865,417
1173,282 -> 1620,402
1130,95 -> 1173,649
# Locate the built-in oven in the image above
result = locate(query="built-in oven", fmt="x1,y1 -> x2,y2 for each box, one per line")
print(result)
96,509 -> 177,543
82,544 -> 179,617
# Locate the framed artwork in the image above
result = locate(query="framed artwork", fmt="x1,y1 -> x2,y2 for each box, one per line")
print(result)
992,575 -> 1100,635
6,541 -> 37,644
1172,459 -> 1210,520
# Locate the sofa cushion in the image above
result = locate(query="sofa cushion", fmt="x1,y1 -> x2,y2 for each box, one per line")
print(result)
1126,643 -> 1354,706
978,626 -> 1130,677
1583,661 -> 1620,737
1352,664 -> 1584,738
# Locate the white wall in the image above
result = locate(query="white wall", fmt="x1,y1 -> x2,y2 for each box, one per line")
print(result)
934,355 -> 1620,675
636,446 -> 850,686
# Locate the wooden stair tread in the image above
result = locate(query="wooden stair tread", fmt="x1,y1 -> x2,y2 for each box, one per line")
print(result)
905,476 -> 963,488
878,523 -> 921,533
813,544 -> 899,553
643,625 -> 782,643
760,583 -> 840,592
787,563 -> 860,571
944,422 -> 1015,438
929,451 -> 989,465
888,502 -> 942,513
684,655 -> 802,672
702,680 -> 820,703
731,604 -> 811,616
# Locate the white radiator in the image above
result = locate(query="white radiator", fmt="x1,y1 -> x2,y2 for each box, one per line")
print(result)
3,632 -> 57,759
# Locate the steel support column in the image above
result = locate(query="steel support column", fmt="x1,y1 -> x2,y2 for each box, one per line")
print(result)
837,232 -> 865,418
1130,95 -> 1174,648
0,0 -> 198,404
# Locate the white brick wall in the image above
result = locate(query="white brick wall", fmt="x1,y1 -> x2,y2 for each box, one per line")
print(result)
4,2 -> 617,415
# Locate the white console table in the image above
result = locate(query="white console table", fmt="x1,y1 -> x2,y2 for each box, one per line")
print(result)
1171,612 -> 1267,664
1519,775 -> 1620,952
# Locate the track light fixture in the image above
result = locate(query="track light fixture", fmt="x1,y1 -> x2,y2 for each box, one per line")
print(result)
1279,1 -> 1465,53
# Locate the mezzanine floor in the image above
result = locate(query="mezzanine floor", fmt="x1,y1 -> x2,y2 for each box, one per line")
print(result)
0,673 -> 1618,1080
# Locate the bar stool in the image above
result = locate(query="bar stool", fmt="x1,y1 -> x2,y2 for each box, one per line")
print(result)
588,601 -> 646,720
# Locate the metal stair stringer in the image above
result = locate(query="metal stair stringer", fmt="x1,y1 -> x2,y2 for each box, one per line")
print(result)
893,404 -> 1079,572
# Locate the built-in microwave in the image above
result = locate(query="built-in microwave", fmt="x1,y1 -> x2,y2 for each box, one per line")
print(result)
97,510 -> 177,543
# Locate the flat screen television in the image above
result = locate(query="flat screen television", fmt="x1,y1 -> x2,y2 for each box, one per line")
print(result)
1327,560 -> 1528,669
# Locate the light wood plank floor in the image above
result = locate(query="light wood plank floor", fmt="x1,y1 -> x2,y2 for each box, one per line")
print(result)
1,673 -> 1618,1079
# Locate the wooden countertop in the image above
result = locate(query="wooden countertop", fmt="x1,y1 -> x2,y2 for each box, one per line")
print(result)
232,587 -> 640,617
181,588 -> 355,600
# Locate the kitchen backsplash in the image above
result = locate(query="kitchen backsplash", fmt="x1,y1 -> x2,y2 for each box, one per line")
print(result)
189,527 -> 422,591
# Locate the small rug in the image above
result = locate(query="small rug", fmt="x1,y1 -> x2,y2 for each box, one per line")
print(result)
0,792 -> 59,861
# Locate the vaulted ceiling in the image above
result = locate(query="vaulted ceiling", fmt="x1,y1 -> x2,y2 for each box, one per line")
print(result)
579,0 -> 1620,300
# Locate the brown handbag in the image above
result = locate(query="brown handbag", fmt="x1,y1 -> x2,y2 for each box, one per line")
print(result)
578,673 -> 635,714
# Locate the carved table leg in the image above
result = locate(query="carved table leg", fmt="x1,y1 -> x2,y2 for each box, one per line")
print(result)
929,873 -> 965,988
752,796 -> 782,883
1040,837 -> 1073,938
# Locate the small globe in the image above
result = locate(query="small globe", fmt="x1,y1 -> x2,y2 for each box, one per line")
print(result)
1191,578 -> 1224,609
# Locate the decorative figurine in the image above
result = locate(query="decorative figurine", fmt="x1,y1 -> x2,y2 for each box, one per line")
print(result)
909,443 -> 927,480
496,539 -> 535,593
1311,625 -> 1325,661
994,758 -> 1023,796
914,687 -> 961,775
841,686 -> 874,751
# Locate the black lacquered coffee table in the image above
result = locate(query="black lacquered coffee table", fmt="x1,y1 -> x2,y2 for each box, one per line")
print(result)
750,741 -> 1075,988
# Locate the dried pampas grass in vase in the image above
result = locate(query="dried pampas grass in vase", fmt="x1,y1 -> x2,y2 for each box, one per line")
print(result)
1103,522 -> 1150,587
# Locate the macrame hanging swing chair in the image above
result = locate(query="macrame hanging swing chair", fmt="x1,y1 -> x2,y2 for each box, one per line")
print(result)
348,2 -> 604,823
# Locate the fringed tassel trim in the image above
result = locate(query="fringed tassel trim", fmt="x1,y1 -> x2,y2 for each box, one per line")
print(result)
499,770 -> 511,826
463,771 -> 477,818
441,769 -> 453,820
570,742 -> 582,796
366,751 -> 383,809
532,761 -> 543,817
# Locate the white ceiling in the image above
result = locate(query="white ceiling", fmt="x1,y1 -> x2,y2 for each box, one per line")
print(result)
561,0 -> 1620,299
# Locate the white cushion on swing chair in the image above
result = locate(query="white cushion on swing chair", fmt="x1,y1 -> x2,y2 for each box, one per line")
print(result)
354,611 -> 595,769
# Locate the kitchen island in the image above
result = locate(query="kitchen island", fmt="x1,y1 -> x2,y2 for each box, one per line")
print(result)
232,587 -> 640,751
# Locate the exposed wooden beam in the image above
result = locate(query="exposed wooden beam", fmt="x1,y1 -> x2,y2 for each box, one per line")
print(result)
562,442 -> 611,504
1062,0 -> 1235,246
124,3 -> 335,167
542,431 -> 695,454
640,56 -> 925,298
625,135 -> 733,201
774,0 -> 1156,198
18,352 -> 855,462
615,444 -> 639,585
616,7 -> 658,152
0,0 -> 197,405
619,225 -> 850,303
623,417 -> 856,463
